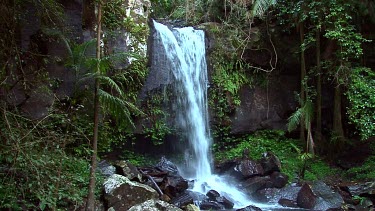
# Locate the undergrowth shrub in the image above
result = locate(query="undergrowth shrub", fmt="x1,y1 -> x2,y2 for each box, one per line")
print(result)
0,105 -> 102,210
214,130 -> 335,181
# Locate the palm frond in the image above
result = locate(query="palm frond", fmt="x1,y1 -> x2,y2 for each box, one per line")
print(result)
98,89 -> 144,128
303,99 -> 314,129
287,106 -> 303,132
97,75 -> 125,97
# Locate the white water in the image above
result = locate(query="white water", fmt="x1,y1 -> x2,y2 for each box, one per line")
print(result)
152,21 -> 280,210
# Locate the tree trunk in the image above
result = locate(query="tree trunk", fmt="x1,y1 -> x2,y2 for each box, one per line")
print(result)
333,83 -> 345,147
315,29 -> 322,148
86,2 -> 102,210
299,22 -> 306,143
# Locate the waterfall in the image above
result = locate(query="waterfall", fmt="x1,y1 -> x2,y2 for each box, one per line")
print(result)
152,20 -> 212,181
151,21 -> 281,209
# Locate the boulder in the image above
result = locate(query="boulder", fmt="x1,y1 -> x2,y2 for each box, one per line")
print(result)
346,181 -> 375,196
270,171 -> 288,188
259,152 -> 281,174
128,199 -> 183,211
104,174 -> 158,210
297,183 -> 317,209
170,191 -> 194,208
114,160 -> 142,182
155,157 -> 179,175
243,176 -> 271,194
311,181 -> 344,210
200,201 -> 225,210
236,205 -> 262,211
278,198 -> 298,208
160,175 -> 189,197
235,159 -> 264,179
206,190 -> 234,209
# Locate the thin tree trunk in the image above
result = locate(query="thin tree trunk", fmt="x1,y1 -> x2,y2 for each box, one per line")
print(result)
315,29 -> 322,148
299,22 -> 306,143
333,83 -> 345,147
86,2 -> 102,210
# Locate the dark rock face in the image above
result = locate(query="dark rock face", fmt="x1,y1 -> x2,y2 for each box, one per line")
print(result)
103,174 -> 158,210
230,76 -> 299,134
297,183 -> 317,209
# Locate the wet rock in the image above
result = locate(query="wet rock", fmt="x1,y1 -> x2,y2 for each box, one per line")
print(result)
236,204 -> 262,211
270,171 -> 288,188
128,199 -> 182,211
311,181 -> 344,210
104,174 -> 158,210
155,157 -> 179,175
243,176 -> 270,194
346,181 -> 375,196
160,175 -> 188,197
206,190 -> 220,200
205,190 -> 234,209
260,152 -> 281,175
200,201 -> 225,210
278,198 -> 298,208
216,195 -> 234,209
297,183 -> 317,209
170,192 -> 194,208
236,159 -> 264,179
215,160 -> 238,175
97,160 -> 116,178
114,160 -> 142,182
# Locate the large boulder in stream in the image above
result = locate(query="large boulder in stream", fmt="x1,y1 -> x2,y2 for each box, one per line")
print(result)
235,159 -> 264,179
297,183 -> 317,209
104,174 -> 158,210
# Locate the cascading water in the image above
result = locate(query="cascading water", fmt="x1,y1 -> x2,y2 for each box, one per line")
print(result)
152,20 -> 212,181
152,20 -> 280,210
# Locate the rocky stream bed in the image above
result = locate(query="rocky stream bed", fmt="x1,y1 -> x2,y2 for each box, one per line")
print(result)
89,153 -> 375,211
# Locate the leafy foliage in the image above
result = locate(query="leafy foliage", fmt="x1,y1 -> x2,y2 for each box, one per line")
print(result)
0,106 -> 98,210
346,67 -> 375,140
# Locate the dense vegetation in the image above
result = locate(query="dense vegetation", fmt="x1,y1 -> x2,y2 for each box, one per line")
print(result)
0,0 -> 374,210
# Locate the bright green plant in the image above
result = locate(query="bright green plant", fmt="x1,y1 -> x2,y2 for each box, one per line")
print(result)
346,67 -> 375,140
